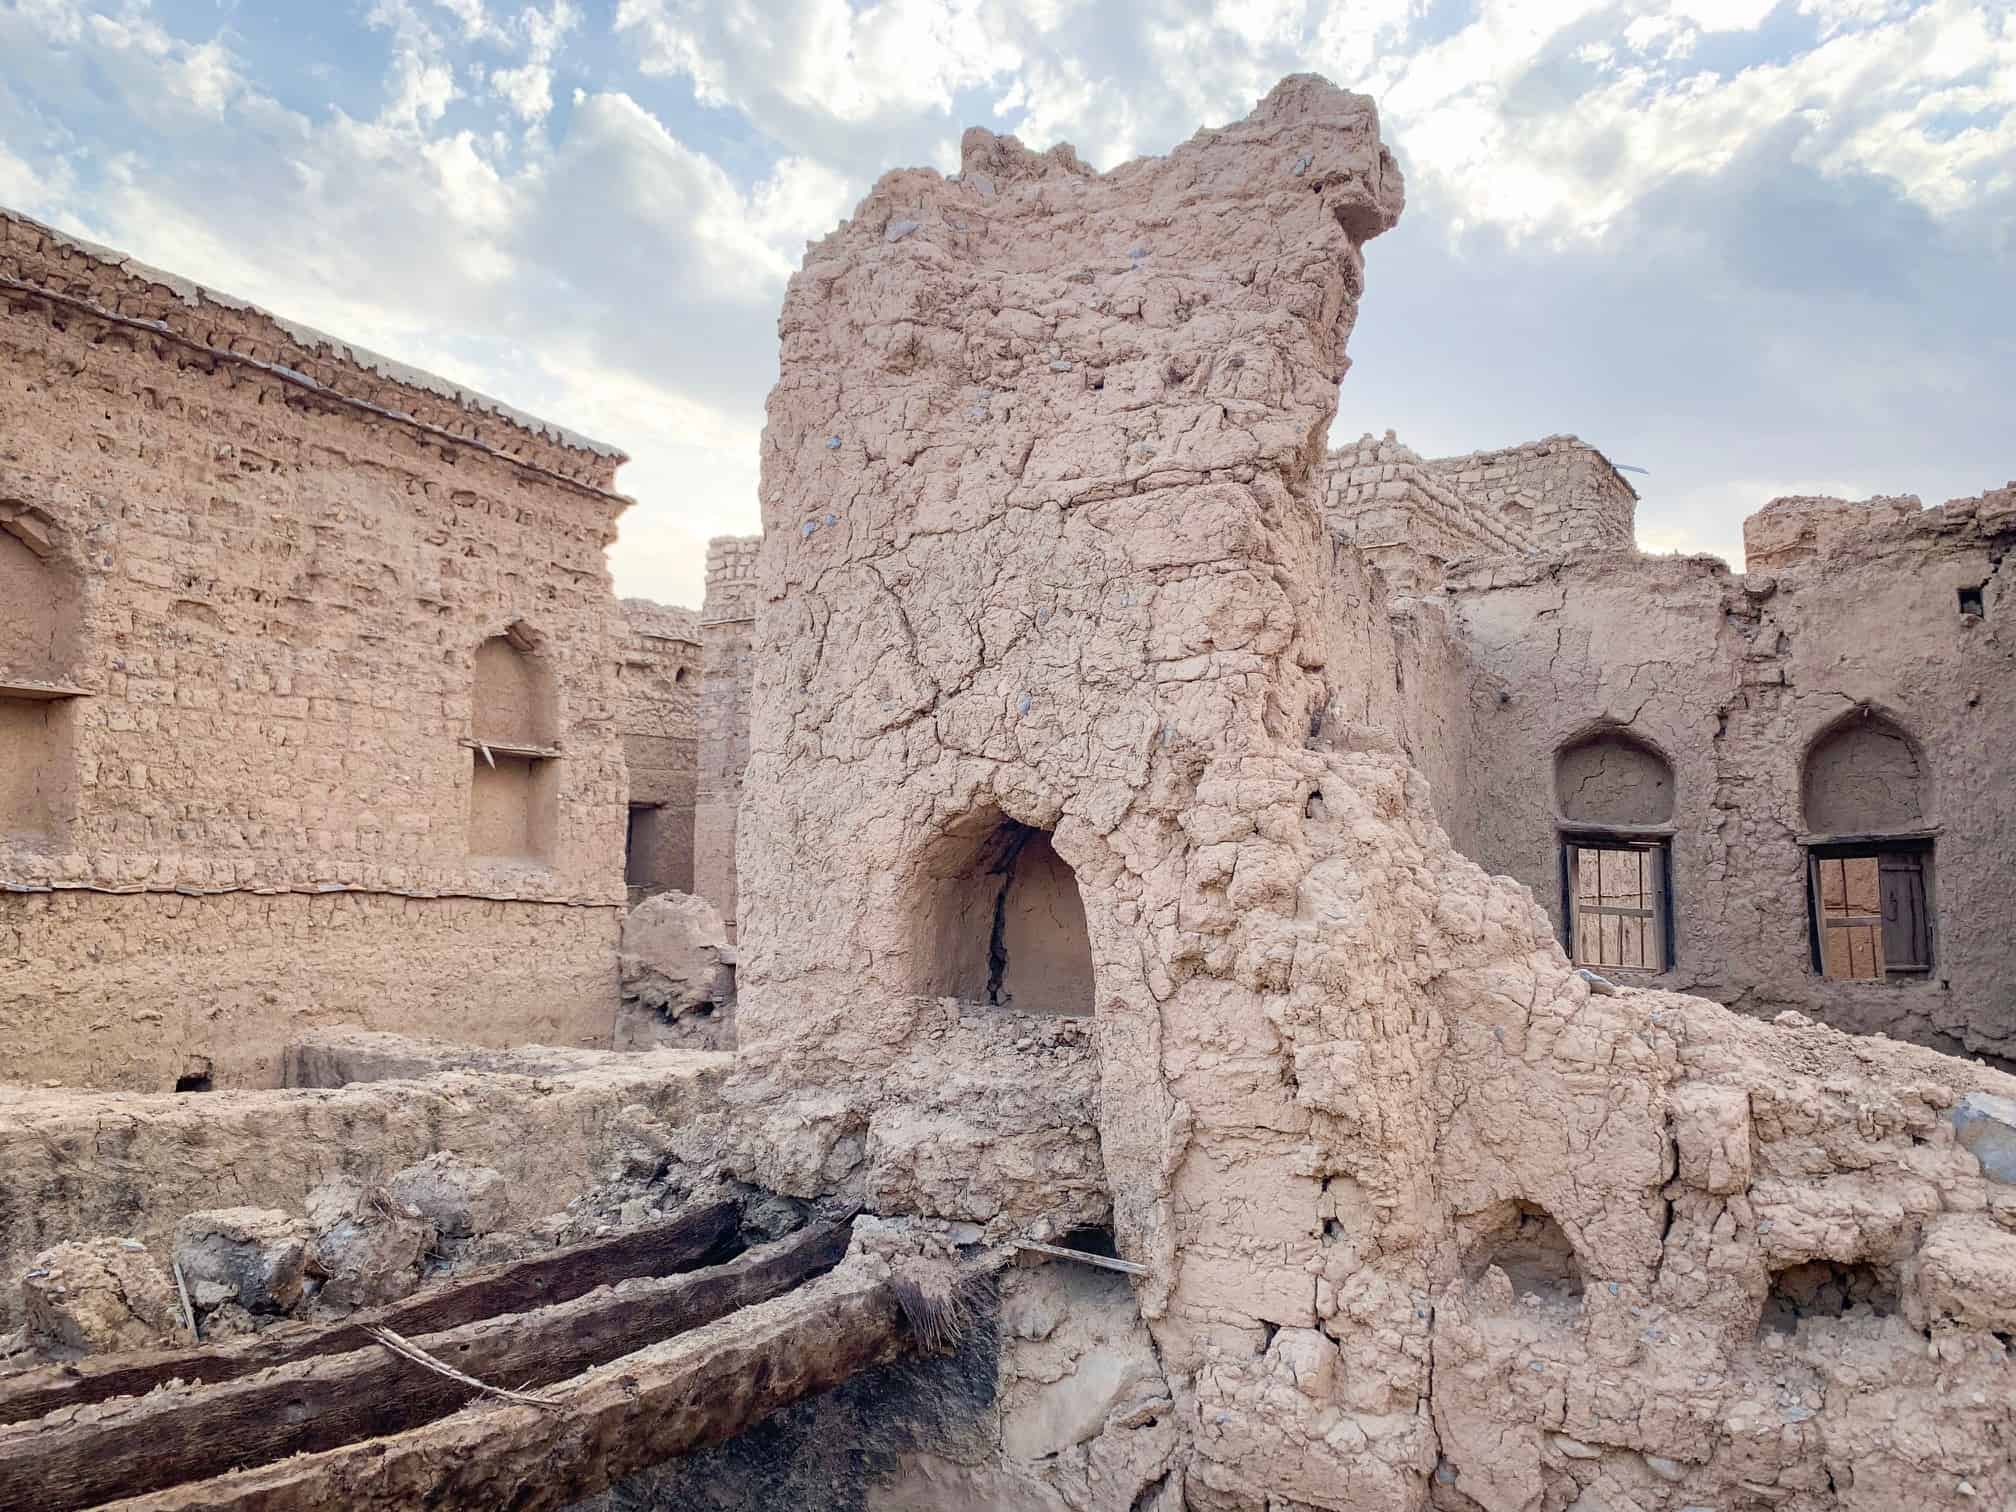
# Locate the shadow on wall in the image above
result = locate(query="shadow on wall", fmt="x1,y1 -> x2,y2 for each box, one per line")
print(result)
911,815 -> 1095,1018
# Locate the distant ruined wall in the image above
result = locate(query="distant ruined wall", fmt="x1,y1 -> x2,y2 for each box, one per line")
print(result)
727,79 -> 2016,1512
1424,433 -> 1637,553
1320,432 -> 1537,597
618,598 -> 701,898
1444,486 -> 2016,1063
0,209 -> 629,1089
696,535 -> 758,937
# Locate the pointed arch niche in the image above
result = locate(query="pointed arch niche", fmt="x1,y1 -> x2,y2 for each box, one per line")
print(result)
465,626 -> 559,864
1800,710 -> 1935,982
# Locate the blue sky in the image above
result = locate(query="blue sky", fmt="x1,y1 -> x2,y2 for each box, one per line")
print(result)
2,0 -> 2011,607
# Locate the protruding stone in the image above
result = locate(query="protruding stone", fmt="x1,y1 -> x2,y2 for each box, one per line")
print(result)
23,1239 -> 181,1355
388,1152 -> 508,1241
172,1207 -> 312,1315
1951,1091 -> 2016,1184
304,1179 -> 435,1311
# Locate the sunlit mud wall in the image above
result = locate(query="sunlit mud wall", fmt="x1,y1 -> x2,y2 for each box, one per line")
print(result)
726,77 -> 2016,1512
0,210 -> 630,1089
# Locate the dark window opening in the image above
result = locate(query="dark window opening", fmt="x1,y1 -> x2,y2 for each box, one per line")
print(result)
625,803 -> 663,887
174,1058 -> 213,1093
1959,584 -> 1985,617
1808,841 -> 1933,981
1561,837 -> 1672,973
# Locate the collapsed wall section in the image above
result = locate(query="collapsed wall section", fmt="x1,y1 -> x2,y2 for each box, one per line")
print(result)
0,209 -> 630,1088
729,75 -> 2016,1511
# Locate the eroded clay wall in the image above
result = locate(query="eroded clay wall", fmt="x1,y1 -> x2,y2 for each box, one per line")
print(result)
618,598 -> 701,898
725,80 -> 2016,1512
1445,486 -> 2016,1063
0,209 -> 630,1089
696,534 -> 757,936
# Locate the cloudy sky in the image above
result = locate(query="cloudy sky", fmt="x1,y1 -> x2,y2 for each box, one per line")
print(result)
2,0 -> 2010,607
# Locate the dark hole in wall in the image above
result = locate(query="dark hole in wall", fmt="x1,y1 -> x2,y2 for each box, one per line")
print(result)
1758,1260 -> 1900,1336
174,1072 -> 213,1093
1959,584 -> 1985,617
1054,1225 -> 1120,1260
1463,1201 -> 1584,1300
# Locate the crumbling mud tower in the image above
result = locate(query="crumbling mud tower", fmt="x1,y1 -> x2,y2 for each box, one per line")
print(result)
734,76 -> 2016,1510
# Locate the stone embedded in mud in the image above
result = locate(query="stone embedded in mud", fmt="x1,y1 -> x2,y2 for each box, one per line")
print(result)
304,1179 -> 435,1311
173,1207 -> 313,1315
1951,1091 -> 2016,1184
388,1151 -> 509,1240
22,1239 -> 181,1355
616,889 -> 737,1051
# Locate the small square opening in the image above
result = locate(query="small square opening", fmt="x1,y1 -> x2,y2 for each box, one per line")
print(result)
1958,584 -> 1985,617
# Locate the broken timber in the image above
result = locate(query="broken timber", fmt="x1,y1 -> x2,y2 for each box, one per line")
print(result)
98,1263 -> 912,1511
0,1220 -> 848,1512
0,1196 -> 740,1427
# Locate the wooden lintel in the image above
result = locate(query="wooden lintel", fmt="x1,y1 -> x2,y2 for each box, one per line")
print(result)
0,1220 -> 849,1512
0,1198 -> 740,1429
97,1260 -> 910,1512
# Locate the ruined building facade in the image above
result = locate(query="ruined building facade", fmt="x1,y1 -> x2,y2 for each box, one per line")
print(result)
1,74 -> 2014,1512
0,210 -> 633,1090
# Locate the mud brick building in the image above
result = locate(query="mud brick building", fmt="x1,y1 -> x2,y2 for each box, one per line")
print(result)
0,209 -> 633,1089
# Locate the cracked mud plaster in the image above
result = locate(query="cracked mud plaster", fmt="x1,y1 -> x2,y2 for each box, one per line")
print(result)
724,75 -> 2016,1511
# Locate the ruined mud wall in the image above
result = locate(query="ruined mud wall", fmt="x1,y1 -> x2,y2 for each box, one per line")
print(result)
0,1033 -> 732,1331
727,78 -> 2016,1511
696,535 -> 757,935
1445,486 -> 2016,1064
1424,433 -> 1637,553
0,210 -> 630,1089
618,599 -> 701,898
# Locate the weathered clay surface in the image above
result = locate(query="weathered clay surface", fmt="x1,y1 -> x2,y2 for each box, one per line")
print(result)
303,1179 -> 434,1312
616,890 -> 737,1051
387,1152 -> 508,1242
721,75 -> 2016,1511
0,208 -> 630,1091
23,1239 -> 181,1356
0,1037 -> 732,1330
173,1207 -> 312,1315
1442,483 -> 2016,1062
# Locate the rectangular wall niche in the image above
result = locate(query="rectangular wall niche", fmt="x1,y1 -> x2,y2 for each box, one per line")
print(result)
467,750 -> 558,863
0,696 -> 75,844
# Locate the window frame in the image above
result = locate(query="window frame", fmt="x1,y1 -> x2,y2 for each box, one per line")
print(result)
1558,830 -> 1675,975
1804,836 -> 1936,982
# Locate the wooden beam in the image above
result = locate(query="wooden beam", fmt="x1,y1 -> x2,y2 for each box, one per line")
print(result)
0,1221 -> 846,1512
0,1197 -> 739,1428
100,1264 -> 913,1511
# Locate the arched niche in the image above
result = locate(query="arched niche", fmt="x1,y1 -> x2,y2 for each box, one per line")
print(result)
471,630 -> 556,749
911,813 -> 1095,1017
1555,728 -> 1675,827
0,518 -> 80,683
1802,711 -> 1926,835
